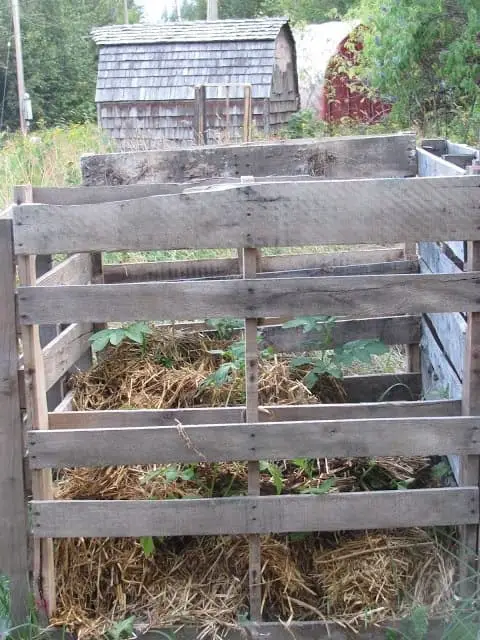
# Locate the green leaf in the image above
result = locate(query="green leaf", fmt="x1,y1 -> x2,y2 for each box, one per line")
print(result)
109,329 -> 126,347
181,467 -> 196,481
260,461 -> 283,495
300,478 -> 335,494
105,615 -> 136,640
140,536 -> 155,558
290,356 -> 314,368
288,532 -> 310,542
124,322 -> 151,344
165,466 -> 179,482
303,370 -> 319,389
89,329 -> 114,353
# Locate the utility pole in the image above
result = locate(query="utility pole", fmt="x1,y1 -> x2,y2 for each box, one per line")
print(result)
207,0 -> 218,20
176,0 -> 182,20
11,0 -> 26,135
123,0 -> 129,24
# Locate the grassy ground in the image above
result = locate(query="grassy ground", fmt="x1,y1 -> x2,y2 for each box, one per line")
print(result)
0,124 -> 114,209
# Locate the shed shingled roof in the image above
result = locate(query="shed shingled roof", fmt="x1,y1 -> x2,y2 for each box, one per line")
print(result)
91,18 -> 288,45
93,18 -> 290,103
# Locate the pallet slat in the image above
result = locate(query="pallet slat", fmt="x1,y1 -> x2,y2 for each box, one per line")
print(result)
17,273 -> 480,324
28,416 -> 480,469
31,488 -> 479,537
42,323 -> 92,391
14,176 -> 480,254
102,248 -> 406,283
48,399 -> 461,429
36,253 -> 92,287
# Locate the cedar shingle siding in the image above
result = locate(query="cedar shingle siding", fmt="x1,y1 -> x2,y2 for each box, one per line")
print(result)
92,19 -> 299,148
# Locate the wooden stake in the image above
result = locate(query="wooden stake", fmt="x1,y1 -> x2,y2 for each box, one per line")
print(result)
0,213 -> 29,625
241,176 -> 262,620
243,85 -> 252,144
460,239 -> 480,597
14,185 -> 56,619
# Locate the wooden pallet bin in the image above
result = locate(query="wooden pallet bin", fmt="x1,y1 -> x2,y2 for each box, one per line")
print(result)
1,133 -> 479,638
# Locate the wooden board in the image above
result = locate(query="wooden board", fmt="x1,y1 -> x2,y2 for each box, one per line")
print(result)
46,619 -> 448,640
30,487 -> 479,537
14,176 -> 480,254
80,133 -> 417,186
42,323 -> 92,391
36,253 -> 92,287
0,216 -> 29,625
48,398 -> 461,429
17,273 -> 480,325
28,416 -> 480,469
103,249 -> 406,283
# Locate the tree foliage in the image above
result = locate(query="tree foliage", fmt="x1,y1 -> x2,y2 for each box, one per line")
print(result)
176,0 -> 355,23
0,0 -> 142,129
350,0 -> 480,136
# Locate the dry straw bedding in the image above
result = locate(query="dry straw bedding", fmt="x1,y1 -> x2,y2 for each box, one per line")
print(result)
52,329 -> 454,638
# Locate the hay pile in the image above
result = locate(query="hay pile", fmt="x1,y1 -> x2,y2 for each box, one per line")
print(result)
53,328 -> 450,638
52,529 -> 456,639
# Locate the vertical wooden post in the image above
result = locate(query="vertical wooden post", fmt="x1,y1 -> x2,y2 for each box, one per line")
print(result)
263,98 -> 270,138
460,239 -> 480,596
14,185 -> 55,620
243,85 -> 252,143
0,213 -> 30,626
194,85 -> 207,146
241,176 -> 262,620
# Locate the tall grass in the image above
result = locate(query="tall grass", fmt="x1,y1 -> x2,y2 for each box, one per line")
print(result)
0,124 -> 114,209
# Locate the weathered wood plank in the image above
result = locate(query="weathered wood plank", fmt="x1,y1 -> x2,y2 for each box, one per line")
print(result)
44,619 -> 449,640
17,273 -> 480,325
102,254 -> 414,283
261,315 -> 421,352
31,488 -> 479,537
36,253 -> 91,287
42,323 -> 92,392
80,133 -> 416,186
0,216 -> 29,625
48,398 -> 461,429
417,147 -> 465,177
14,176 -> 480,254
419,242 -> 463,276
28,416 -> 480,469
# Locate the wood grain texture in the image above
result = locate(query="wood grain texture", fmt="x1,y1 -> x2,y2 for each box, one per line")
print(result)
104,258 -> 417,283
13,176 -> 480,254
28,416 -> 480,469
80,133 -> 416,186
47,398 -> 461,429
42,323 -> 92,391
0,217 -> 29,625
102,249 -> 406,283
17,273 -> 480,326
44,619 -> 449,640
36,253 -> 91,287
15,185 -> 56,619
30,488 -> 479,538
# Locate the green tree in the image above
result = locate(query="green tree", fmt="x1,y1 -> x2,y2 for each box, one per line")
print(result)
350,0 -> 480,138
0,0 -> 142,130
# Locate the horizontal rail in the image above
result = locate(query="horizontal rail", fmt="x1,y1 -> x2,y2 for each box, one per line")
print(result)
13,176 -> 480,254
48,398 -> 460,429
17,273 -> 480,324
36,253 -> 91,287
28,416 -> 480,469
102,248 -> 406,283
30,488 -> 479,537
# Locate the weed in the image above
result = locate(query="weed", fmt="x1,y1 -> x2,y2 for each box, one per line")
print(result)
205,318 -> 244,340
259,461 -> 284,495
104,616 -> 135,640
89,322 -> 152,353
299,478 -> 336,494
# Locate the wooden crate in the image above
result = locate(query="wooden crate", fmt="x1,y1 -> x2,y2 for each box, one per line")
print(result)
1,133 -> 479,639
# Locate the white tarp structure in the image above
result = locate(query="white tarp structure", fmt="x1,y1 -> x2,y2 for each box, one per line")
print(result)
293,21 -> 360,115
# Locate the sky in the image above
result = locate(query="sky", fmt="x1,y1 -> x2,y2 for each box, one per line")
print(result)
138,0 -> 174,21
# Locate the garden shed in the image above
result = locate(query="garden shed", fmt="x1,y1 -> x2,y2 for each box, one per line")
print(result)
91,18 -> 299,147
